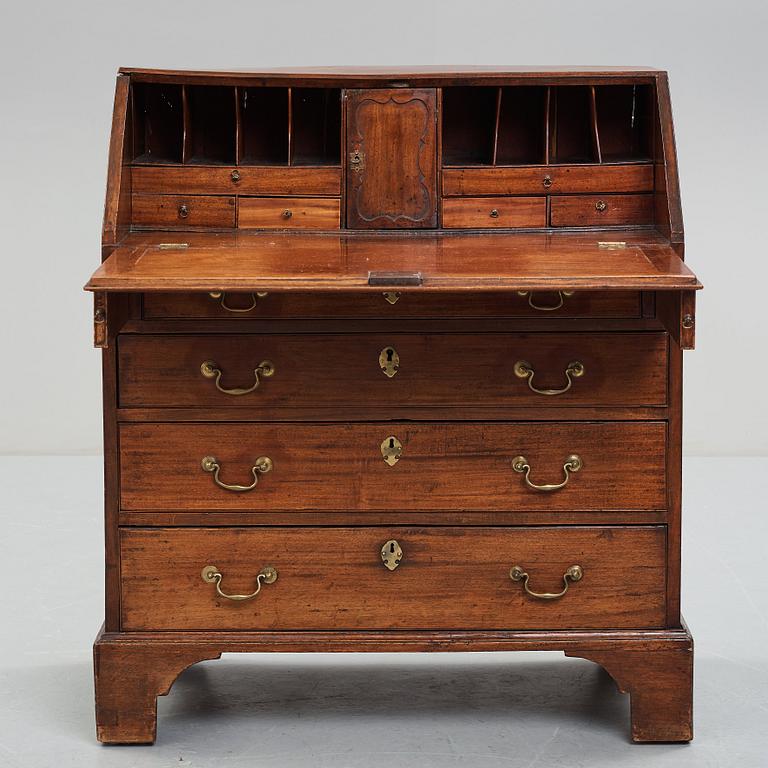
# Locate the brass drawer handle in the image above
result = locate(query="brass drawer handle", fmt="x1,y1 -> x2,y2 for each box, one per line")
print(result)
201,564 -> 277,601
489,208 -> 500,218
512,454 -> 582,492
208,291 -> 268,313
230,169 -> 241,182
201,455 -> 273,492
282,209 -> 293,219
516,290 -> 574,311
509,564 -> 583,600
200,360 -> 275,395
595,200 -> 607,212
513,360 -> 585,396
178,204 -> 190,219
542,175 -> 553,189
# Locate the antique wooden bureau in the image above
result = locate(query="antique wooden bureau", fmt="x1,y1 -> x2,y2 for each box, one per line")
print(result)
85,66 -> 701,744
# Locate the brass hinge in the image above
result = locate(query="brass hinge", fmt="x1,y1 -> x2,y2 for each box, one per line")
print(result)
93,292 -> 108,349
597,241 -> 627,249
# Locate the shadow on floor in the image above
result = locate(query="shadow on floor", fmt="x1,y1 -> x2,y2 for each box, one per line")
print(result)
160,653 -> 627,737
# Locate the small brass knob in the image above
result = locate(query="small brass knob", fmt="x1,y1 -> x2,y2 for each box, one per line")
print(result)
282,209 -> 293,219
542,175 -> 553,189
178,204 -> 189,219
231,169 -> 241,182
595,200 -> 607,212
489,208 -> 500,219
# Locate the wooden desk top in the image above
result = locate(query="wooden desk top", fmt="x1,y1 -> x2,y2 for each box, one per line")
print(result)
86,230 -> 700,293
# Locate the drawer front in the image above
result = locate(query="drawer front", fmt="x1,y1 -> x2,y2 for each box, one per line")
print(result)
132,165 -> 342,196
238,197 -> 340,229
143,290 -> 643,319
120,525 -> 667,630
118,333 -> 668,408
119,422 -> 667,511
442,164 -> 654,196
131,194 -> 236,228
442,197 -> 546,228
550,194 -> 654,227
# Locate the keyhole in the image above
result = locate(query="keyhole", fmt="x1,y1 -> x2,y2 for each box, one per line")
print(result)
386,348 -> 394,362
389,542 -> 396,553
389,438 -> 395,449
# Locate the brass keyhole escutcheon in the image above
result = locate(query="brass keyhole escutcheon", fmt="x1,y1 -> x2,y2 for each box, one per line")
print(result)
381,436 -> 403,466
349,149 -> 365,172
379,346 -> 400,378
383,291 -> 401,305
381,539 -> 403,571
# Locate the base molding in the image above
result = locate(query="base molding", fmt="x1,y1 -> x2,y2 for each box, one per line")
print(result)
94,622 -> 693,744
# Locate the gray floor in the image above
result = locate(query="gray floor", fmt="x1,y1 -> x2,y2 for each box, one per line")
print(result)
1,456 -> 766,767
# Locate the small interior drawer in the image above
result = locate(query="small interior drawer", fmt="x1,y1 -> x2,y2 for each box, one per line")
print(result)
442,196 -> 546,228
131,165 -> 342,196
119,525 -> 667,631
238,197 -> 340,229
442,164 -> 654,196
131,194 -> 236,228
550,194 -> 654,227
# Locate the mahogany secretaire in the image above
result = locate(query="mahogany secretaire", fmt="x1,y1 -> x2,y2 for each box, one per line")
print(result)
85,67 -> 701,744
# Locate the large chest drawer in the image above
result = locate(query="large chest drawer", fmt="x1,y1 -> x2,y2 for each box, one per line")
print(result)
119,422 -> 666,511
119,525 -> 667,631
118,332 -> 668,408
142,290 -> 643,319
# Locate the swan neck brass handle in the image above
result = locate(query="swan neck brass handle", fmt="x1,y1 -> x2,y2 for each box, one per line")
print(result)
201,564 -> 277,601
517,290 -> 574,311
509,564 -> 583,600
512,454 -> 582,492
200,360 -> 275,396
514,360 -> 585,396
208,291 -> 268,313
201,455 -> 273,492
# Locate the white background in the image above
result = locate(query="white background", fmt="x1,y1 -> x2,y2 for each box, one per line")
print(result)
0,0 -> 766,454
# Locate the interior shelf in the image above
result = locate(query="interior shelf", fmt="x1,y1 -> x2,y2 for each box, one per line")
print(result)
239,87 -> 289,165
131,83 -> 184,164
186,86 -> 236,165
291,88 -> 342,165
495,86 -> 547,165
594,84 -> 653,162
441,84 -> 654,167
551,86 -> 598,164
130,84 -> 342,167
442,87 -> 498,165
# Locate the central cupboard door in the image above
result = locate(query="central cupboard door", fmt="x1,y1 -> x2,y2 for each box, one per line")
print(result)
346,88 -> 438,228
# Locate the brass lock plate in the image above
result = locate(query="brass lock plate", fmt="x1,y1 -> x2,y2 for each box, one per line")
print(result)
381,436 -> 403,466
379,346 -> 400,378
381,539 -> 403,571
349,149 -> 365,172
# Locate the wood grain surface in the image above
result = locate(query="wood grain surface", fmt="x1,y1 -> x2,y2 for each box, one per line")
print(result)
117,332 -> 668,408
119,421 -> 667,511
119,525 -> 667,630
